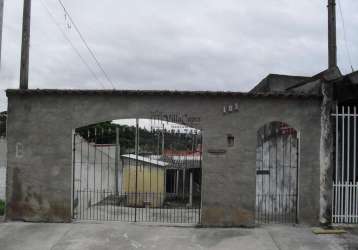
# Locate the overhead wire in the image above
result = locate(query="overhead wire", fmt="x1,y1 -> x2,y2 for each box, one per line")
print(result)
57,0 -> 117,89
337,0 -> 354,72
39,0 -> 106,89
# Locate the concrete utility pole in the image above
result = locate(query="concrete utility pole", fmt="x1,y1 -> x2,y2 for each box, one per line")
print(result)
0,0 -> 4,68
20,0 -> 31,89
328,0 -> 337,69
319,0 -> 338,226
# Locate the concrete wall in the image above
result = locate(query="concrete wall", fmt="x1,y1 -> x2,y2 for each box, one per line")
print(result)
0,137 -> 6,200
5,90 -> 322,226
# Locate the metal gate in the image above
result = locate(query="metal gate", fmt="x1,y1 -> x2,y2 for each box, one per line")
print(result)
255,122 -> 299,224
72,119 -> 202,224
332,105 -> 358,224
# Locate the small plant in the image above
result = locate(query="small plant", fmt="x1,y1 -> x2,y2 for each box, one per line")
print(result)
0,199 -> 5,215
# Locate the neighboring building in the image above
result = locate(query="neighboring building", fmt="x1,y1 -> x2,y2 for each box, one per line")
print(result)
250,67 -> 342,95
121,154 -> 167,208
160,150 -> 201,200
250,74 -> 310,93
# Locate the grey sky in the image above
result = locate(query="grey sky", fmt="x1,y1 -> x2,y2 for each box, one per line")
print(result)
0,0 -> 358,111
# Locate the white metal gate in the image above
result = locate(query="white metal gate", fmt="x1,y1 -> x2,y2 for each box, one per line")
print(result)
255,122 -> 299,224
332,105 -> 358,224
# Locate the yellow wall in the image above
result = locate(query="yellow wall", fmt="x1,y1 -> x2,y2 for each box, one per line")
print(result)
122,164 -> 165,207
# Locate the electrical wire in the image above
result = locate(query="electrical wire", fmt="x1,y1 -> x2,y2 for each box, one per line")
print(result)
57,0 -> 117,89
39,0 -> 106,89
337,0 -> 354,72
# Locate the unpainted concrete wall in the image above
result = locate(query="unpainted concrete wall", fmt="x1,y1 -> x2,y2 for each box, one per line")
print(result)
5,92 -> 322,226
0,137 -> 6,200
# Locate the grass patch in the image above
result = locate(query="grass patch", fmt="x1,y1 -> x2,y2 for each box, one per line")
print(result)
0,199 -> 4,215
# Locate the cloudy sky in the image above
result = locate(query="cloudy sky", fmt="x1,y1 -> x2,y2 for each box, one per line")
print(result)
0,0 -> 357,111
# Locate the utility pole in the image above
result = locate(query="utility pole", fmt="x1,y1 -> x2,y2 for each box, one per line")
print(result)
0,0 -> 4,68
20,0 -> 31,89
328,0 -> 337,69
319,0 -> 337,226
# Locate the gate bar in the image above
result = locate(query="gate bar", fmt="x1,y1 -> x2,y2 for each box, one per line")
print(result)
72,131 -> 76,219
134,118 -> 139,222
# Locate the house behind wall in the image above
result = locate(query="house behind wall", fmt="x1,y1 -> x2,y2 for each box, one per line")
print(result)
121,156 -> 165,208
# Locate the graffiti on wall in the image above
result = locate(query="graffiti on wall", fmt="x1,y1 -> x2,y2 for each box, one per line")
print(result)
150,111 -> 201,128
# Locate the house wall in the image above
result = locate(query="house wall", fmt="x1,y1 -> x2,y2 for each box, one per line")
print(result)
5,90 -> 322,226
122,159 -> 165,208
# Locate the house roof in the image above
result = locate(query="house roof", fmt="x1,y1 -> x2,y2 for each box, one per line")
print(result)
330,70 -> 358,103
286,67 -> 342,91
121,154 -> 169,167
250,74 -> 310,93
250,67 -> 344,96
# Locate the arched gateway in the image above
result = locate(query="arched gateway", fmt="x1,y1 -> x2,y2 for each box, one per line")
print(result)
72,118 -> 202,223
5,89 -> 321,226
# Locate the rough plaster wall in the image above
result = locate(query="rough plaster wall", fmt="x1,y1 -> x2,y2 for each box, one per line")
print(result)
0,137 -> 6,200
5,93 -> 322,226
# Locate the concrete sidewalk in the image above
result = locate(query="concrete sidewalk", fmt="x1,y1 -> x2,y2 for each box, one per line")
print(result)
0,222 -> 353,250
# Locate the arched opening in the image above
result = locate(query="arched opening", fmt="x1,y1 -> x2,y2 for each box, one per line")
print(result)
72,118 -> 202,224
255,121 -> 299,224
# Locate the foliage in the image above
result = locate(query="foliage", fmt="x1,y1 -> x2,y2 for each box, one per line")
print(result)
0,112 -> 6,137
0,199 -> 4,215
75,121 -> 201,154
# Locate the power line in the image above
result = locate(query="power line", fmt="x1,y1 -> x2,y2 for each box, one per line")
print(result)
39,0 -> 106,89
57,0 -> 117,89
337,0 -> 354,72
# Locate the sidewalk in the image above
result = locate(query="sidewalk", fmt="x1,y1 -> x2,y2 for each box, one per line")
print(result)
0,222 -> 352,250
